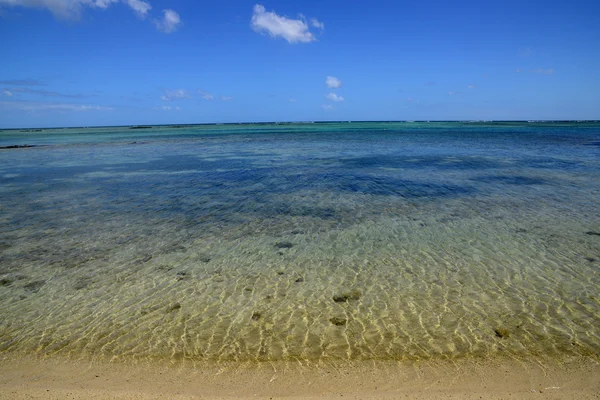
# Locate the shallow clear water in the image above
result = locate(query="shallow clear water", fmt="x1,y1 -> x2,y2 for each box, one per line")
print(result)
0,122 -> 599,363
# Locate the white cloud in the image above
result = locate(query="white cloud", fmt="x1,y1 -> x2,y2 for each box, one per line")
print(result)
531,68 -> 554,75
0,0 -> 112,19
311,18 -> 324,30
321,104 -> 333,110
2,90 -> 12,96
251,4 -> 316,44
515,69 -> 522,73
288,98 -> 296,103
124,0 -> 150,18
467,84 -> 477,89
325,92 -> 344,102
0,100 -> 111,112
197,90 -> 214,100
154,9 -> 180,33
4,86 -> 90,98
220,96 -> 233,101
325,76 -> 342,89
161,89 -> 189,101
0,0 -> 160,20
448,91 -> 459,95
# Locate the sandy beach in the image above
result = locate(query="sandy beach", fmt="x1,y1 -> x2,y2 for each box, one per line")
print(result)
1,354 -> 598,399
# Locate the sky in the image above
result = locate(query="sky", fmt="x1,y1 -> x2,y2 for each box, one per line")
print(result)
0,0 -> 599,128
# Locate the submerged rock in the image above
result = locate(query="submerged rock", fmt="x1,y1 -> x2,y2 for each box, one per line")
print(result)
166,303 -> 181,313
330,317 -> 347,326
73,277 -> 92,290
198,254 -> 211,263
333,289 -> 361,303
0,277 -> 13,286
251,311 -> 262,320
275,241 -> 294,249
295,277 -> 304,283
585,231 -> 600,236
494,327 -> 510,338
23,280 -> 45,293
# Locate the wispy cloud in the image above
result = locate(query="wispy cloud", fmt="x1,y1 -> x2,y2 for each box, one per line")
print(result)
321,104 -> 333,110
0,0 -> 145,19
425,81 -> 436,86
531,68 -> 554,75
155,105 -> 180,111
197,90 -> 214,101
1,0 -> 179,33
251,4 -> 317,44
220,96 -> 234,101
124,0 -> 151,18
288,98 -> 296,103
3,87 -> 91,98
515,68 -> 522,73
154,9 -> 180,33
2,90 -> 12,97
518,47 -> 532,57
467,84 -> 477,89
161,89 -> 189,101
0,79 -> 46,86
325,92 -> 344,102
325,76 -> 342,89
448,91 -> 459,95
311,18 -> 324,30
0,100 -> 112,112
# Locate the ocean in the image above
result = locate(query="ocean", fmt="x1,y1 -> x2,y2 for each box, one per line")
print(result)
0,121 -> 599,364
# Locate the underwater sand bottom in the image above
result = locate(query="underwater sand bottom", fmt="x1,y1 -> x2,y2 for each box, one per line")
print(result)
1,354 -> 598,399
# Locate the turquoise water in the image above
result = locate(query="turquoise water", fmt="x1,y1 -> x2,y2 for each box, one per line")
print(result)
0,122 -> 599,363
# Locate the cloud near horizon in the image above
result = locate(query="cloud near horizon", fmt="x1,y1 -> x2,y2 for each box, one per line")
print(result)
251,4 -> 318,44
161,89 -> 189,101
197,90 -> 214,101
0,79 -> 47,86
0,100 -> 112,112
3,86 -> 91,98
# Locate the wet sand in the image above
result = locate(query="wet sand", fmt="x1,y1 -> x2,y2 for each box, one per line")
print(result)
1,355 -> 598,399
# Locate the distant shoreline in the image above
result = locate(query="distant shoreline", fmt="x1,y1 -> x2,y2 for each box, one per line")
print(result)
1,120 -> 600,131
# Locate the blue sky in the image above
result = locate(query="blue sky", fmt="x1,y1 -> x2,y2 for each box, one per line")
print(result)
0,0 -> 599,127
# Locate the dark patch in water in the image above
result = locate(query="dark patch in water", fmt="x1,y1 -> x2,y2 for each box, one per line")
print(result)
472,175 -> 546,185
585,231 -> 600,236
330,317 -> 347,326
494,327 -> 510,338
340,155 -> 502,170
336,175 -> 471,198
73,277 -> 92,290
275,241 -> 294,249
0,144 -> 39,150
23,280 -> 45,293
333,289 -> 361,303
